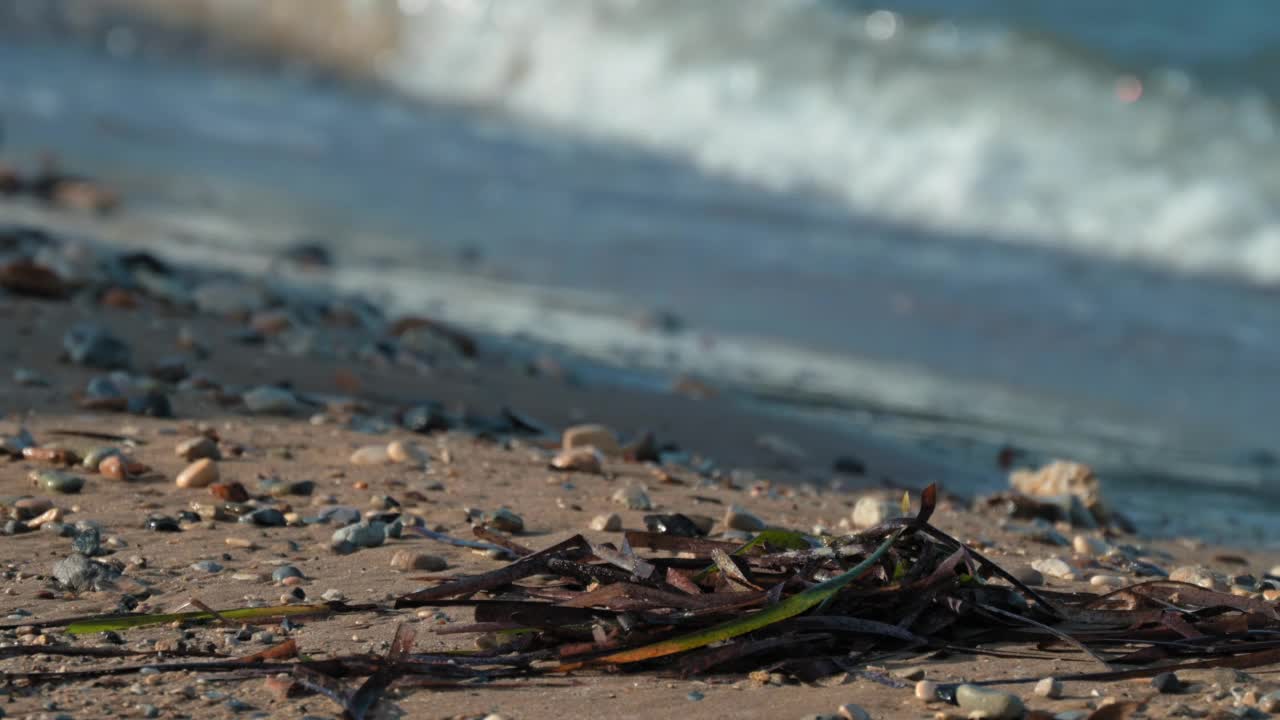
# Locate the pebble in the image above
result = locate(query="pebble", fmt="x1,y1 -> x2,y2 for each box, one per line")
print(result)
243,508 -> 287,527
13,497 -> 53,518
954,684 -> 1024,720
1260,690 -> 1280,713
1169,565 -> 1227,591
71,526 -> 99,555
488,509 -> 524,533
97,455 -> 130,481
272,566 -> 304,583
1032,556 -> 1076,580
590,513 -> 622,532
242,386 -> 302,415
1010,566 -> 1045,586
349,445 -> 391,465
915,680 -> 938,701
127,392 -> 173,418
851,496 -> 899,528
837,705 -> 871,720
561,424 -> 622,456
175,459 -> 218,489
1089,574 -> 1126,589
1072,534 -> 1109,557
81,446 -> 122,471
52,553 -> 111,591
891,666 -> 925,681
210,481 -> 250,503
1150,672 -> 1182,694
63,322 -> 131,369
145,515 -> 181,532
176,436 -> 220,461
551,447 -> 604,474
724,506 -> 765,532
26,507 -> 64,530
386,440 -> 428,465
644,513 -> 703,537
402,404 -> 450,434
390,550 -> 447,572
330,521 -> 387,553
1035,677 -> 1063,699
13,368 -> 48,387
321,589 -> 344,602
612,486 -> 652,511
191,560 -> 223,574
32,470 -> 84,494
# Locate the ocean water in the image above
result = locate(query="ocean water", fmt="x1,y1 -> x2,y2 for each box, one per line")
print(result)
2,0 -> 1279,541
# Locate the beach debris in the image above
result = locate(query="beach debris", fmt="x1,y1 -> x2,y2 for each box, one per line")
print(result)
551,447 -> 604,474
1031,556 -> 1076,580
612,485 -> 652,510
1006,459 -> 1116,529
562,423 -> 622,456
1168,565 -> 1227,591
62,323 -> 130,369
589,512 -> 622,532
175,458 -> 219,489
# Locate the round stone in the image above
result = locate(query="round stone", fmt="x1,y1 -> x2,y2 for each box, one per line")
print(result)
175,459 -> 218,489
612,486 -> 652,511
32,470 -> 84,494
550,447 -> 604,474
271,566 -> 304,583
390,551 -> 447,572
589,513 -> 622,532
561,424 -> 622,456
954,684 -> 1024,720
1034,677 -> 1063,699
487,509 -> 524,533
349,445 -> 391,466
175,436 -> 220,461
724,506 -> 765,532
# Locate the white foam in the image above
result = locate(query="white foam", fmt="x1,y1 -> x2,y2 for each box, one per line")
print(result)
382,0 -> 1280,282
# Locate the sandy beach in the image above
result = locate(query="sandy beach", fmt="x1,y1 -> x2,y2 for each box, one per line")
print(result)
1,206 -> 1279,720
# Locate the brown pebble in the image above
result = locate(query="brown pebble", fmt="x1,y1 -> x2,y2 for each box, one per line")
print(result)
561,424 -> 622,456
175,436 -> 221,461
224,537 -> 257,550
263,673 -> 298,701
550,447 -> 604,474
352,480 -> 369,490
281,576 -> 304,587
175,458 -> 219,489
349,445 -> 390,465
210,481 -> 250,503
21,447 -> 80,465
97,455 -> 130,481
390,550 -> 448,572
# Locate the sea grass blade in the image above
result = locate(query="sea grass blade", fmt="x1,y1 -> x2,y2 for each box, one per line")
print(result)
65,603 -> 334,635
563,528 -> 903,668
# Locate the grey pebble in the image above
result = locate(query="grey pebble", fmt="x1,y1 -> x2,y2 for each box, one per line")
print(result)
488,508 -> 524,533
191,560 -> 223,574
52,553 -> 115,591
724,506 -> 765,532
954,684 -> 1024,720
612,486 -> 652,511
242,508 -> 286,527
1151,671 -> 1182,693
35,470 -> 85,494
64,322 -> 131,369
272,565 -> 304,583
330,521 -> 387,554
242,386 -> 302,415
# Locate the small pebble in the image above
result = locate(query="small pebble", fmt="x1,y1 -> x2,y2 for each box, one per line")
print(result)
1072,534 -> 1108,557
589,513 -> 622,532
390,550 -> 447,572
31,470 -> 84,494
386,440 -> 428,465
1169,565 -> 1227,591
1260,690 -> 1280,713
242,386 -> 301,415
1032,556 -> 1075,580
63,322 -> 131,369
561,424 -> 622,456
487,508 -> 524,533
954,684 -> 1024,720
612,486 -> 652,511
1150,672 -> 1182,694
1089,574 -> 1126,589
551,447 -> 604,474
1010,566 -> 1045,586
191,560 -> 223,574
349,445 -> 391,465
176,436 -> 220,461
915,680 -> 938,701
851,496 -> 898,528
175,459 -> 218,489
724,506 -> 765,532
321,589 -> 344,602
1035,677 -> 1063,699
837,704 -> 871,720
272,566 -> 305,584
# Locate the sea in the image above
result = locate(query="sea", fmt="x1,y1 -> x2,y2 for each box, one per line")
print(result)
2,0 -> 1279,543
